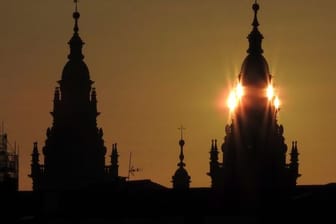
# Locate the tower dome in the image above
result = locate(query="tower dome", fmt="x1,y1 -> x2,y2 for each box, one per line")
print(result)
61,6 -> 91,83
61,60 -> 90,83
172,167 -> 190,185
240,54 -> 270,87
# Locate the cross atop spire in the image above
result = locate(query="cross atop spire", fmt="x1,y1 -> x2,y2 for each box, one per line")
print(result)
178,125 -> 185,140
178,125 -> 185,148
74,0 -> 78,12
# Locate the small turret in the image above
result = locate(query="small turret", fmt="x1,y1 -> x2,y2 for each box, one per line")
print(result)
210,139 -> 219,164
52,87 -> 60,119
172,126 -> 191,189
30,142 -> 41,191
209,139 -> 219,177
110,143 -> 119,179
289,141 -> 301,186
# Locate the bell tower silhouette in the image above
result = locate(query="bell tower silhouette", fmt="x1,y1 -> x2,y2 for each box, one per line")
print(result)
208,1 -> 300,200
29,1 -> 114,190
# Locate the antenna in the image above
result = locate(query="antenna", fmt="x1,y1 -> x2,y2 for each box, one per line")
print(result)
127,152 -> 141,180
127,152 -> 132,180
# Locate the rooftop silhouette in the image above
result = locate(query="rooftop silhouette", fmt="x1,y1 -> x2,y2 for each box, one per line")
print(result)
2,1 -> 336,223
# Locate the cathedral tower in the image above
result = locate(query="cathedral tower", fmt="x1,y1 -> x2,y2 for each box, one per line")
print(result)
208,1 -> 300,200
30,2 -> 117,191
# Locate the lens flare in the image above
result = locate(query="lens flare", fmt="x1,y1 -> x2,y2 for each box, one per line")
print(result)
267,84 -> 274,100
227,91 -> 237,112
274,96 -> 280,110
236,83 -> 244,99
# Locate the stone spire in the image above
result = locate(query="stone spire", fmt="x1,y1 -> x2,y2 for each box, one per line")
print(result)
110,143 -> 119,179
30,142 -> 41,191
290,141 -> 301,185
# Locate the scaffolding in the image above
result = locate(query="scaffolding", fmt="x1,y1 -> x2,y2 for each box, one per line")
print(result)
0,129 -> 19,191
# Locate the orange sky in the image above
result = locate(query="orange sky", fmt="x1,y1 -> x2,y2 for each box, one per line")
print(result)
1,0 -> 336,190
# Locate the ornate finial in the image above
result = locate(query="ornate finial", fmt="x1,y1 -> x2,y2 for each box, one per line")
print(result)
73,0 -> 80,34
177,126 -> 186,167
247,0 -> 264,55
252,0 -> 260,28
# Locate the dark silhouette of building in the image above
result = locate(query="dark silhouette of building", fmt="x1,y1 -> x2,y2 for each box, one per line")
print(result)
0,129 -> 19,192
172,126 -> 191,189
9,1 -> 336,223
207,2 -> 300,201
29,2 -> 121,191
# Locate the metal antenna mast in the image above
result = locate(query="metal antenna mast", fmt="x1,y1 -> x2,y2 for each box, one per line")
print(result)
127,152 -> 141,180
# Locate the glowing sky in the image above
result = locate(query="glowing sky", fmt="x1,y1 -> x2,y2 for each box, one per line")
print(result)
1,0 -> 336,190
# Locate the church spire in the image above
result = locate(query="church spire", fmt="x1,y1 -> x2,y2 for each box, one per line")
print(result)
68,0 -> 84,61
109,143 -> 119,179
30,142 -> 41,191
247,0 -> 264,55
172,126 -> 190,189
